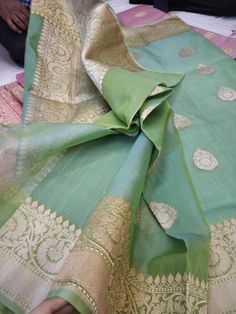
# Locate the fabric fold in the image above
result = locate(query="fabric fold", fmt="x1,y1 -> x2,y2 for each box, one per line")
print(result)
0,0 -> 236,313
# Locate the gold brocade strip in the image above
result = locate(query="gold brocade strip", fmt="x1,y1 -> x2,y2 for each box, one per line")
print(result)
122,16 -> 190,48
0,197 -> 81,312
53,196 -> 208,314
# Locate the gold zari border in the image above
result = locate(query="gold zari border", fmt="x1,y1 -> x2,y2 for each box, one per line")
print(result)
0,197 -> 81,312
53,196 -> 208,314
122,16 -> 190,48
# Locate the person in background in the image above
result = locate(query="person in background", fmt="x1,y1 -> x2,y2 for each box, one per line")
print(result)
0,0 -> 31,66
129,0 -> 236,16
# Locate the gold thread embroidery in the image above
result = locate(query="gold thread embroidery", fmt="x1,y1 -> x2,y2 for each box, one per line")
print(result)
193,149 -> 218,171
149,85 -> 166,96
0,284 -> 30,311
0,197 -> 81,281
53,197 -> 207,313
209,219 -> 236,279
208,219 -> 236,313
82,4 -> 140,93
123,17 -> 190,48
205,32 -> 216,39
27,1 -> 110,123
134,11 -> 148,18
178,48 -> 195,57
174,114 -> 192,130
141,104 -> 158,120
217,86 -> 236,102
149,202 -> 177,229
196,64 -> 215,75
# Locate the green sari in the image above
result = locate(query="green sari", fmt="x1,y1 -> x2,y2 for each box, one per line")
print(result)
0,0 -> 236,313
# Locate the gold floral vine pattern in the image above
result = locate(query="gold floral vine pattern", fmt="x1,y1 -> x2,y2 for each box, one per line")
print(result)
209,218 -> 236,280
0,197 -> 81,281
27,0 -> 110,124
207,218 -> 236,313
54,196 -> 207,314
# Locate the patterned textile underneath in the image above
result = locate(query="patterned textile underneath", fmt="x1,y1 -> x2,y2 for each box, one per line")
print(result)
0,82 -> 23,125
118,4 -> 236,59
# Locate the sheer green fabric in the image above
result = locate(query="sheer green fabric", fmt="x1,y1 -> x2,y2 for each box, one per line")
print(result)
0,1 -> 236,313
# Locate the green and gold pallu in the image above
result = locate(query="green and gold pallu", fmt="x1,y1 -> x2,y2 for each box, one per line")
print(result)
0,0 -> 236,313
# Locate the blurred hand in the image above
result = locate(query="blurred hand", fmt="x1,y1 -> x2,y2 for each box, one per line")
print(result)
0,0 -> 29,33
31,297 -> 78,314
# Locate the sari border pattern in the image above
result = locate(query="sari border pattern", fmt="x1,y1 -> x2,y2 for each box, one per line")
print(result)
53,196 -> 207,314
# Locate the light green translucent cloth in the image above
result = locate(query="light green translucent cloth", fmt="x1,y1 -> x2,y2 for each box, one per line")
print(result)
0,1 -> 235,313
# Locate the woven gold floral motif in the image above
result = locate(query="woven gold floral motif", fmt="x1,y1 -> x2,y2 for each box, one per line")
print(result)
208,219 -> 236,313
53,196 -> 207,314
0,197 -> 81,279
27,1 -> 110,123
178,48 -> 195,57
173,113 -> 192,130
149,201 -> 177,229
193,148 -> 218,171
82,4 -> 140,93
0,197 -> 81,312
217,86 -> 236,102
196,64 -> 215,75
27,1 -> 143,123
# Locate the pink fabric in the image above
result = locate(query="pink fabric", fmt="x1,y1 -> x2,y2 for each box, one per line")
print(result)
0,82 -> 23,125
192,26 -> 236,59
117,4 -> 166,27
118,5 -> 236,59
16,72 -> 25,87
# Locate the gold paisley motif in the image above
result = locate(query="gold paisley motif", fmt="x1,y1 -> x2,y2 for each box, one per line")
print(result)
173,114 -> 192,130
149,202 -> 177,229
217,86 -> 236,102
193,148 -> 218,171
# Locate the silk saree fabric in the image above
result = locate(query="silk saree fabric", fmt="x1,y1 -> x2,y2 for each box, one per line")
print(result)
0,1 -> 236,313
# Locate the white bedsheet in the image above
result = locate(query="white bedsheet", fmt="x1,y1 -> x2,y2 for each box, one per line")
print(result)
0,44 -> 23,86
169,11 -> 236,37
